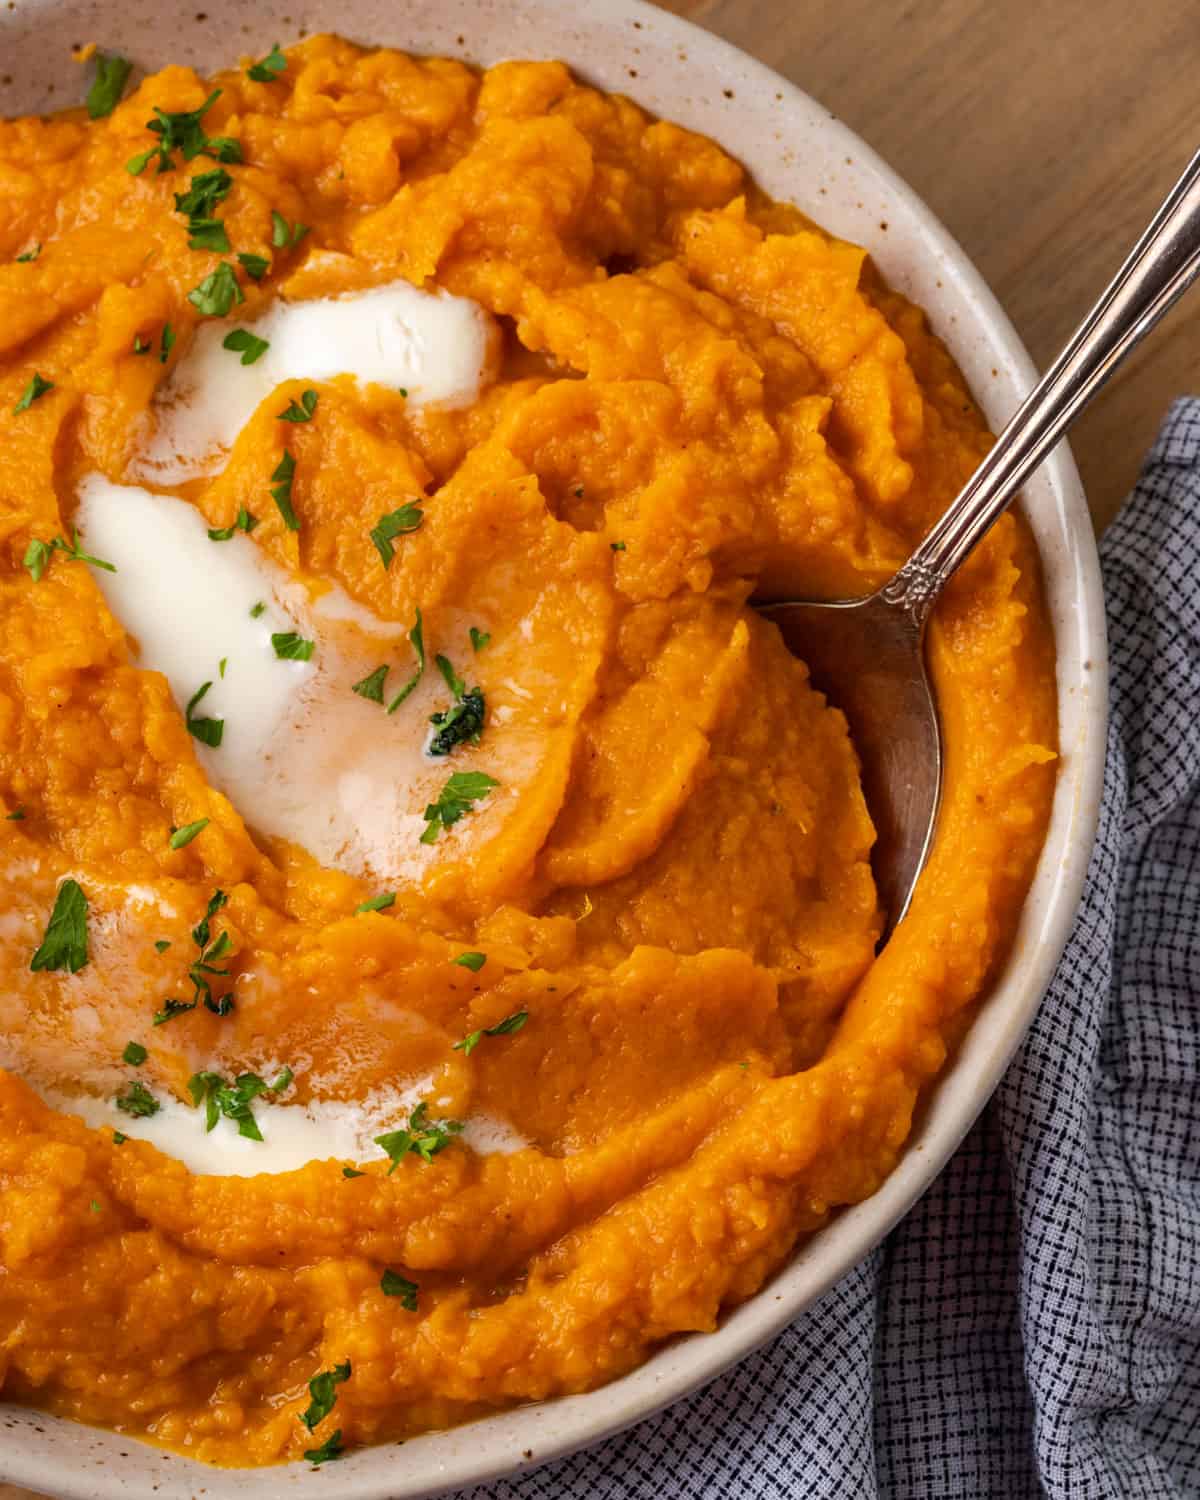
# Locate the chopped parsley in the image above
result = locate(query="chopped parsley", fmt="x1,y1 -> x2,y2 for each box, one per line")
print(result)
133,334 -> 150,354
420,770 -> 498,844
222,328 -> 269,365
188,262 -> 244,317
154,939 -> 172,954
86,53 -> 132,119
160,324 -> 176,364
386,610 -> 426,713
428,682 -> 485,757
126,90 -> 241,176
112,1130 -> 127,1145
369,503 -> 424,569
185,888 -> 234,1014
352,665 -> 389,703
452,951 -> 487,972
610,540 -> 627,552
342,1166 -> 364,1179
237,251 -> 270,281
453,1009 -> 527,1057
187,1066 -> 292,1140
380,1270 -> 419,1310
14,373 -> 54,413
208,506 -> 258,540
469,627 -> 490,652
304,1431 -> 344,1466
30,878 -> 89,974
185,680 -> 224,747
374,1101 -> 464,1171
271,631 -> 315,661
23,530 -> 116,582
270,450 -> 300,530
6,807 -> 25,820
169,818 -> 209,849
116,1081 -> 160,1117
15,242 -> 40,263
250,600 -> 266,618
122,1041 -> 147,1067
175,167 -> 233,251
278,389 -> 318,422
435,654 -> 466,700
271,210 -> 309,249
355,891 -> 395,914
152,997 -> 196,1026
300,1360 -> 351,1432
247,44 -> 288,83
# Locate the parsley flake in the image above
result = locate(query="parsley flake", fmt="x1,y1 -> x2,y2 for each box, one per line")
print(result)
16,242 -> 41,263
428,685 -> 485,757
154,939 -> 172,954
6,807 -> 25,820
237,251 -> 270,281
469,627 -> 490,652
160,324 -> 176,364
452,951 -> 487,972
175,167 -> 233,250
23,531 -> 116,582
271,631 -> 315,661
454,1009 -> 527,1057
386,610 -> 426,713
185,680 -> 224,747
86,53 -> 132,119
270,450 -> 300,530
342,1166 -> 364,1179
188,262 -> 244,318
304,1431 -> 344,1466
247,44 -> 288,83
116,1081 -> 160,1117
31,878 -> 89,973
112,1130 -> 127,1145
187,1066 -> 291,1139
14,373 -> 54,413
375,1102 -> 464,1171
133,334 -> 151,354
271,210 -> 309,249
208,506 -> 258,540
126,90 -> 241,176
152,997 -> 196,1026
300,1361 -> 351,1432
122,1041 -> 147,1067
352,664 -> 389,703
420,770 -> 498,844
222,327 -> 269,365
169,818 -> 209,850
369,503 -> 423,569
355,891 -> 395,914
250,600 -> 266,618
380,1270 -> 419,1309
278,388 -> 318,422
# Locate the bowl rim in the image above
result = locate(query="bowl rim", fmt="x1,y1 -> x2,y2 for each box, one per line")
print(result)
0,1 -> 1108,1496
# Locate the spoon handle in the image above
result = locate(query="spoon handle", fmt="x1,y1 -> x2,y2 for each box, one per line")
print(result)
893,143 -> 1200,617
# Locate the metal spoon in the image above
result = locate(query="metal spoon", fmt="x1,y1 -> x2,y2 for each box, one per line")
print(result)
758,146 -> 1200,941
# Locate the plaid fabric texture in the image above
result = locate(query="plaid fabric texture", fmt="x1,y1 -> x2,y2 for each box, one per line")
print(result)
457,399 -> 1200,1500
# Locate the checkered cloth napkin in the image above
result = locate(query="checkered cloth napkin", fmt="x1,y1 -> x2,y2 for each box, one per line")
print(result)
459,399 -> 1200,1500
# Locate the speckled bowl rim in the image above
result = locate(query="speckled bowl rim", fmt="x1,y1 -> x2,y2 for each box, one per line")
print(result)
0,1 -> 1108,1496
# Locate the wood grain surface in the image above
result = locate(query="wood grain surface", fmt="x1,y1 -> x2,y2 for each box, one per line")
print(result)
1,6 -> 1195,1498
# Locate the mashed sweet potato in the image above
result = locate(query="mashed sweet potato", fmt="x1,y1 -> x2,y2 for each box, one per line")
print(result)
0,37 -> 1056,1466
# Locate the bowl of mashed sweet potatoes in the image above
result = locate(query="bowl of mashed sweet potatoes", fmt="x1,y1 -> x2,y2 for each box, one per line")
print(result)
0,0 -> 1106,1496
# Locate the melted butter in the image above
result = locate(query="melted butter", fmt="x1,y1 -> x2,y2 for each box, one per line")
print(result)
75,478 -> 522,884
133,280 -> 498,484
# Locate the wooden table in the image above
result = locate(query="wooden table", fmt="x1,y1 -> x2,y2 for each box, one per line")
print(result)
1,6 -> 1194,1499
655,0 -> 1200,533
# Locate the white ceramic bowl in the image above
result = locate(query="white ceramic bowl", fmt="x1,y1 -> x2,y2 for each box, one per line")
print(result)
0,2 -> 1108,1496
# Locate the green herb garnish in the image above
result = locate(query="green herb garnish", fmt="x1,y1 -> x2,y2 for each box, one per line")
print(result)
428,686 -> 485,757
160,324 -> 176,364
187,1065 -> 291,1139
86,53 -> 132,119
15,243 -> 40,263
469,627 -> 490,652
375,1102 -> 464,1171
452,951 -> 487,972
369,503 -> 423,569
31,878 -> 89,973
300,1360 -> 351,1432
154,939 -> 171,954
380,1270 -> 419,1309
250,600 -> 266,618
185,681 -> 224,748
169,818 -> 209,849
208,506 -> 258,541
152,997 -> 196,1026
116,1081 -> 160,1117
133,334 -> 150,354
271,210 -> 309,249
352,665 -> 389,703
270,450 -> 300,530
342,1166 -> 364,1179
23,531 -> 116,582
386,609 -> 425,713
271,631 -> 315,661
247,44 -> 287,83
126,90 -> 241,176
6,807 -> 25,820
188,262 -> 244,317
278,389 -> 318,422
222,328 -> 269,365
14,373 -> 54,413
304,1431 -> 344,1466
122,1041 -> 147,1067
174,166 -> 233,251
454,1009 -> 527,1057
112,1130 -> 127,1145
237,251 -> 270,281
355,892 -> 395,914
420,770 -> 498,844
